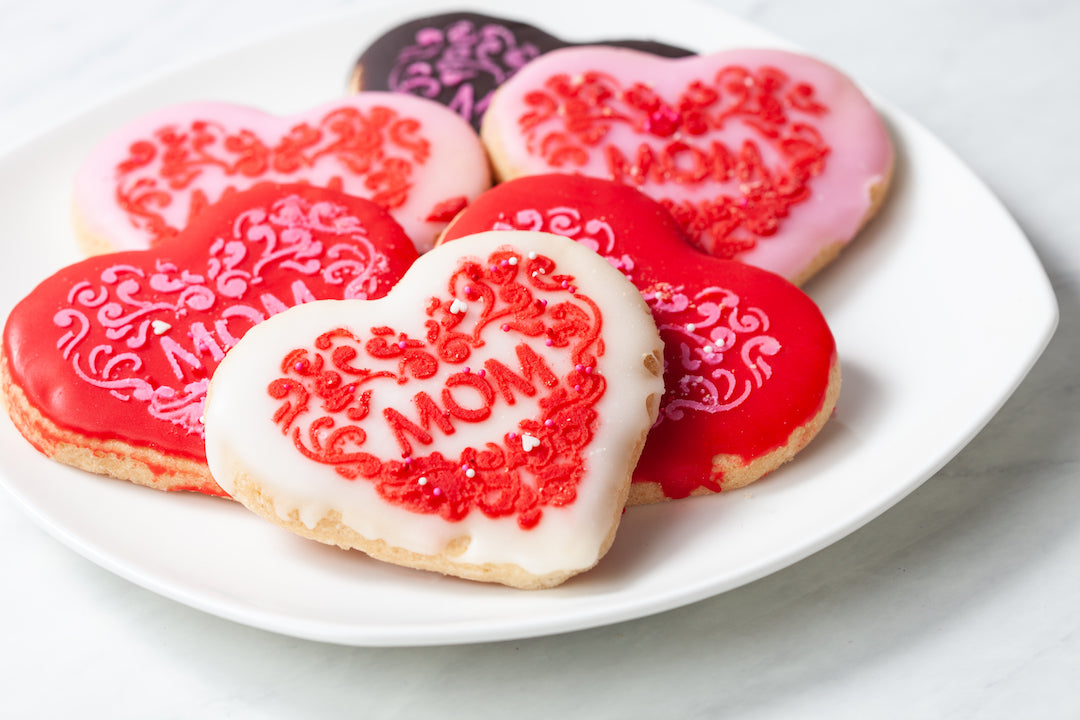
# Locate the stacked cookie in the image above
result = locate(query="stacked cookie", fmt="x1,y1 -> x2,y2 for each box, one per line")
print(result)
0,11 -> 892,589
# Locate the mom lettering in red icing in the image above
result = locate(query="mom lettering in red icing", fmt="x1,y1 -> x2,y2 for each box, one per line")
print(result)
523,65 -> 829,259
482,46 -> 893,284
267,246 -> 607,530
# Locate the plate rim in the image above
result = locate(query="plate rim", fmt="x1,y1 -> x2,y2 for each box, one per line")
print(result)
0,0 -> 1059,646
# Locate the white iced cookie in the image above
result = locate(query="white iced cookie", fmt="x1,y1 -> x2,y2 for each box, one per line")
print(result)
204,231 -> 664,589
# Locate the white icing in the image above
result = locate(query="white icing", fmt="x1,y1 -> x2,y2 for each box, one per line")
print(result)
204,231 -> 663,578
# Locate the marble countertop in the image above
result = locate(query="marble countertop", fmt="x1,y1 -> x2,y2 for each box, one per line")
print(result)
1,0 -> 1077,717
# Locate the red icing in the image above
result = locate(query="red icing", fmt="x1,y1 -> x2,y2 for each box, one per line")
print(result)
517,66 -> 830,258
115,107 -> 431,246
267,247 -> 606,529
425,195 -> 470,222
2,184 -> 418,486
442,174 -> 835,498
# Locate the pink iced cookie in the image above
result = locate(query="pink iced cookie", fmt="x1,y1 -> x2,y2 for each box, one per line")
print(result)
204,231 -> 664,588
75,93 -> 491,255
481,46 -> 893,284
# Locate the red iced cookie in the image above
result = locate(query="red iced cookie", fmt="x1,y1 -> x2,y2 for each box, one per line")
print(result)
1,183 -> 418,496
442,174 -> 840,502
74,94 -> 491,255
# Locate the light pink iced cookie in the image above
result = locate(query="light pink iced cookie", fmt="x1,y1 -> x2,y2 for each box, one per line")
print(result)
481,46 -> 893,284
75,93 -> 491,255
204,231 -> 664,588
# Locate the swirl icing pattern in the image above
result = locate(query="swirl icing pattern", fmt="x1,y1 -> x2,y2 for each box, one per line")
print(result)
487,204 -> 780,419
266,244 -> 607,531
203,231 -> 665,587
481,46 -> 893,284
349,11 -> 692,131
1,184 -> 419,495
74,93 -> 491,255
441,174 -> 840,502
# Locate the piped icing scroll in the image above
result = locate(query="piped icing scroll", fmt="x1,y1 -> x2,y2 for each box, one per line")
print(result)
481,46 -> 893,284
349,11 -> 693,132
1,184 -> 418,495
203,231 -> 664,588
441,174 -> 840,503
74,93 -> 491,255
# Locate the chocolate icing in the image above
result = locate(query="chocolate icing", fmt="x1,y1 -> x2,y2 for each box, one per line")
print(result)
349,11 -> 694,131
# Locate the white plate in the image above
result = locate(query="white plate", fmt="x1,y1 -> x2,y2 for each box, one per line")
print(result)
0,0 -> 1058,646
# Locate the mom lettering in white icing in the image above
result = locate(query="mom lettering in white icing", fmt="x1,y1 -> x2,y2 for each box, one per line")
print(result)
52,195 -> 391,437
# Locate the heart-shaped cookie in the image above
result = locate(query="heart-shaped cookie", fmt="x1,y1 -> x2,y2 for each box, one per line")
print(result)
482,46 -> 893,284
441,174 -> 839,503
203,230 -> 664,588
74,93 -> 491,255
349,11 -> 693,132
1,183 -> 418,496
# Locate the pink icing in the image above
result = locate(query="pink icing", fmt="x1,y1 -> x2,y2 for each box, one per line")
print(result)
482,47 -> 893,282
75,93 -> 491,254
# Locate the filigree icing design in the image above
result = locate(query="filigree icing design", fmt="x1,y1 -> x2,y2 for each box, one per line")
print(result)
517,65 -> 830,257
489,207 -> 635,275
389,19 -> 541,127
55,194 -> 393,438
268,248 -> 607,530
642,283 -> 779,422
479,205 -> 778,422
115,106 -> 431,246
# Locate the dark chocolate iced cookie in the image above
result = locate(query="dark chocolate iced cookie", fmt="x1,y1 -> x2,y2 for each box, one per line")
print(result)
349,12 -> 694,131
